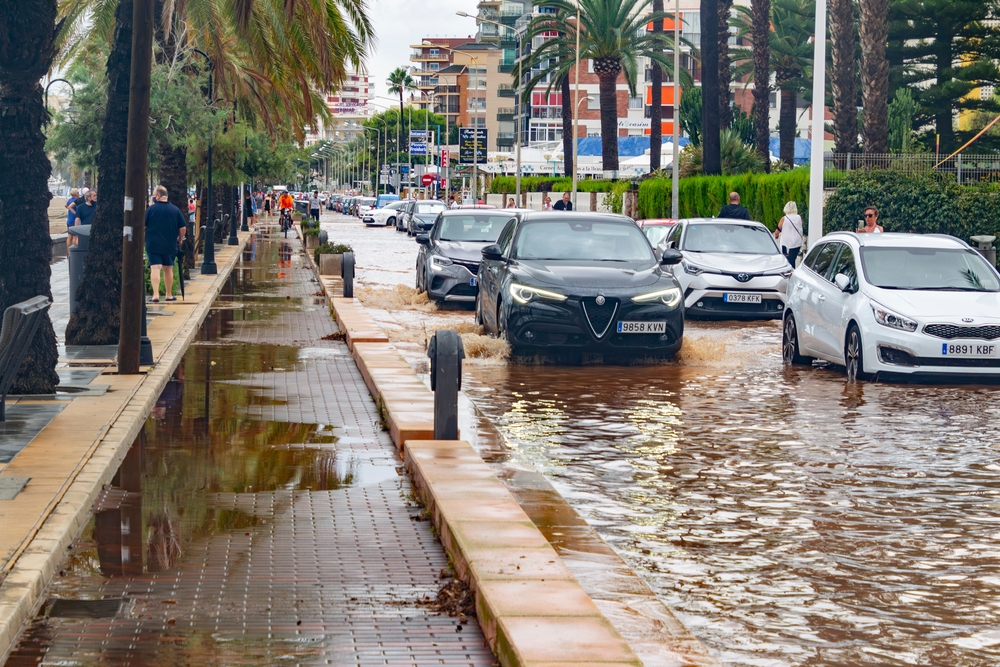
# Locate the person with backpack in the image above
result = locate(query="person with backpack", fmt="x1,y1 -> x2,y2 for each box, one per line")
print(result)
774,201 -> 804,266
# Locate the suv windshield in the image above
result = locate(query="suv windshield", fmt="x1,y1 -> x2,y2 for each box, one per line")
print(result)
437,214 -> 511,242
861,247 -> 1000,291
415,202 -> 446,214
514,220 -> 653,262
683,223 -> 778,254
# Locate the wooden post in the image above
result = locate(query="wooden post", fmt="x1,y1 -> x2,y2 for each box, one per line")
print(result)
117,0 -> 154,373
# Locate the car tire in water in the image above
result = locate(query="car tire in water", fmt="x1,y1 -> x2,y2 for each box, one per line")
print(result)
782,314 -> 813,366
387,217 -> 395,227
845,323 -> 867,381
474,292 -> 484,326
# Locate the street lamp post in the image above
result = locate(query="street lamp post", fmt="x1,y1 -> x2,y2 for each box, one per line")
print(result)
458,12 -> 525,205
193,48 -> 217,275
807,0 -> 828,247
671,0 -> 681,218
572,3 -> 582,205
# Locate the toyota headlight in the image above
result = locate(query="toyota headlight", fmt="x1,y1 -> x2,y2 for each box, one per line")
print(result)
682,261 -> 704,276
632,287 -> 682,308
509,283 -> 567,304
871,301 -> 917,332
430,255 -> 453,271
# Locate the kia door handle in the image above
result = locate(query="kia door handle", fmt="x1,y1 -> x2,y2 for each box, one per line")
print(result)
817,294 -> 826,302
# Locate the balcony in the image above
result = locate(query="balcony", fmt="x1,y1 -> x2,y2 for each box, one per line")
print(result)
496,107 -> 515,120
496,132 -> 515,146
480,9 -> 499,20
498,84 -> 515,97
498,63 -> 514,73
410,51 -> 447,61
499,32 -> 518,46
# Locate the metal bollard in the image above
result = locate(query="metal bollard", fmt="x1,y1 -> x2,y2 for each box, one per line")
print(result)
318,230 -> 328,245
67,224 -> 92,315
342,251 -> 355,299
427,330 -> 464,440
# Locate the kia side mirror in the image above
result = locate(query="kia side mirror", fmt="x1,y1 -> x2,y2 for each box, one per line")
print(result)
416,234 -> 430,245
482,244 -> 503,261
660,248 -> 683,266
834,273 -> 854,293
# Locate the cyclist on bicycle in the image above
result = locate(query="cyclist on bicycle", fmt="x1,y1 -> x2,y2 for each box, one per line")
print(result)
278,191 -> 294,237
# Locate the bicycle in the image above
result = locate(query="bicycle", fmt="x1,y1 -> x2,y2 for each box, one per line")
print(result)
279,209 -> 292,237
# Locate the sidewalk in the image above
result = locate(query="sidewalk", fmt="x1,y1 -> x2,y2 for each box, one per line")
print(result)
3,234 -> 495,666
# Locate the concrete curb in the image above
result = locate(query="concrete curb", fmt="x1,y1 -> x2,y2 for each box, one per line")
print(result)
0,234 -> 250,663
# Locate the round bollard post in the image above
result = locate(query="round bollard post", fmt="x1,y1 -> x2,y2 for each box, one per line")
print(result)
428,330 -> 464,441
318,230 -> 328,246
342,252 -> 355,299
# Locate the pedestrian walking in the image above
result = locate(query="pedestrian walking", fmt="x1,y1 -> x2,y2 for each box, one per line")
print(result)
857,206 -> 884,233
309,190 -> 321,224
718,192 -> 750,220
263,192 -> 272,221
66,188 -> 80,246
774,201 -> 804,267
145,185 -> 187,303
75,189 -> 98,226
244,188 -> 256,228
552,192 -> 573,211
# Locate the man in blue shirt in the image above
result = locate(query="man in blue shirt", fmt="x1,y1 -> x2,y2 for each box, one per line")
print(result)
145,185 -> 187,302
75,189 -> 97,226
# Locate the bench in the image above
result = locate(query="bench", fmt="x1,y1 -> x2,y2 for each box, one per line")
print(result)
0,296 -> 52,421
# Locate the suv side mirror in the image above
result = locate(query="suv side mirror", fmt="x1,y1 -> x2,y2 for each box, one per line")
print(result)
660,248 -> 683,266
482,244 -> 503,261
834,273 -> 855,293
416,234 -> 430,245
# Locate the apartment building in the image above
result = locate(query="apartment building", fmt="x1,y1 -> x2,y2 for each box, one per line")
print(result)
306,69 -> 373,145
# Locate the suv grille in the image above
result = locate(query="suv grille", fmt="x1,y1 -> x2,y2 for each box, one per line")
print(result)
923,324 -> 1000,340
453,259 -> 480,274
581,297 -> 618,338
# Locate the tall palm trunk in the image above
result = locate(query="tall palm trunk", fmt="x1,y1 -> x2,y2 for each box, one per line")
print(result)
829,0 -> 858,158
700,0 -> 722,174
932,24 -> 955,153
561,74 -> 573,176
65,0 -> 133,344
0,0 -> 60,393
779,87 -> 796,164
751,0 -> 771,169
650,0 -> 664,171
593,57 -> 623,172
718,0 -> 734,127
859,0 -> 888,153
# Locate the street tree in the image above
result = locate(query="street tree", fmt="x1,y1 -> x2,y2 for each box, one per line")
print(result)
701,0 -> 721,174
829,0 -> 858,156
751,0 -> 772,167
0,0 -> 61,393
386,67 -> 417,152
859,0 -> 889,153
523,0 -> 683,172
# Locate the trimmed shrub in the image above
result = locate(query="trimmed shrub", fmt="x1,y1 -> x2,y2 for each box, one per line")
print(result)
490,176 -> 616,194
825,170 -> 1000,240
637,169 -> 810,229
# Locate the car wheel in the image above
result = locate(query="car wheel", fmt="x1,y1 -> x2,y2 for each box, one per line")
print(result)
781,314 -> 813,366
474,292 -> 484,326
387,217 -> 395,227
845,323 -> 867,381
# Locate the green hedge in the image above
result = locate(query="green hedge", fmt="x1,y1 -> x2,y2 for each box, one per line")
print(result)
637,169 -> 810,230
825,170 -> 1000,239
490,176 -> 616,194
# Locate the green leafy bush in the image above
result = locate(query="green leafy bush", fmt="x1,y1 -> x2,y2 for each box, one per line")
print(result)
825,170 -> 1000,239
490,176 -> 616,194
302,225 -> 320,237
604,181 -> 631,214
314,242 -> 354,263
637,169 -> 810,229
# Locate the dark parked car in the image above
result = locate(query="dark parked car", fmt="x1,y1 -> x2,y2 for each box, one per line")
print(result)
476,212 -> 685,359
415,210 -> 519,303
398,200 -> 448,235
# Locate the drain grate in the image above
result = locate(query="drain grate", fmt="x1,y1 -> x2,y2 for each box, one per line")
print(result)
48,598 -> 122,619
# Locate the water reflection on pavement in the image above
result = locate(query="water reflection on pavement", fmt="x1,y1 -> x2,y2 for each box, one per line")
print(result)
325,212 -> 1000,666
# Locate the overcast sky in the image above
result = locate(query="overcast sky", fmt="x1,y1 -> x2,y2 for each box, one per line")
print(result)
364,0 -> 479,102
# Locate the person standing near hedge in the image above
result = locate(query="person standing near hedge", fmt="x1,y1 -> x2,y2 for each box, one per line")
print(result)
145,185 -> 187,303
774,201 -> 804,266
857,206 -> 884,233
718,192 -> 750,220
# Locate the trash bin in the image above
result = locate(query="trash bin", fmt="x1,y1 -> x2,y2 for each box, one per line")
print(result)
971,235 -> 996,267
67,225 -> 92,315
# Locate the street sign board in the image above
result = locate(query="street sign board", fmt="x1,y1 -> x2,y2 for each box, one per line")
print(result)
410,130 -> 429,140
421,174 -> 435,186
410,142 -> 428,156
441,150 -> 449,168
400,166 -> 409,174
459,129 -> 488,164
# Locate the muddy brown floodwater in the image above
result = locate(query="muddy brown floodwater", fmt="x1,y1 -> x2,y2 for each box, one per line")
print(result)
326,215 -> 1000,667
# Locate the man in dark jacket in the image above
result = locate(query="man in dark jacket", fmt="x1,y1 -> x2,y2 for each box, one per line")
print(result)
145,185 -> 187,302
552,191 -> 573,211
717,192 -> 750,219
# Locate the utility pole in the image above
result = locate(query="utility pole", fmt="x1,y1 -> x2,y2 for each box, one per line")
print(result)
118,0 -> 154,374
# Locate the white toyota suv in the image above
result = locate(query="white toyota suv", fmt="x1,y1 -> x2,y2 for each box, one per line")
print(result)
783,232 -> 1000,380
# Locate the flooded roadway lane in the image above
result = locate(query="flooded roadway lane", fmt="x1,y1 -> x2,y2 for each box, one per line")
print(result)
326,215 -> 1000,667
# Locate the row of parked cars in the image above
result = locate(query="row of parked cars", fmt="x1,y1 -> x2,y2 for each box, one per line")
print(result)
401,207 -> 1000,380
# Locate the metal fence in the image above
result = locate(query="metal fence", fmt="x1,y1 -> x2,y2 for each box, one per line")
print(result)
823,153 -> 1000,188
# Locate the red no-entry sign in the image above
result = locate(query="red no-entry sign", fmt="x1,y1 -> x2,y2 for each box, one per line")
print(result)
421,174 -> 435,186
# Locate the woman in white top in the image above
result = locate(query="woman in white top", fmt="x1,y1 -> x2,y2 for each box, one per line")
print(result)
774,201 -> 804,266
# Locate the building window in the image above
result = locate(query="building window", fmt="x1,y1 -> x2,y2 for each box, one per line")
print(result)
429,62 -> 439,71
628,95 -> 643,109
587,96 -> 600,110
430,48 -> 439,56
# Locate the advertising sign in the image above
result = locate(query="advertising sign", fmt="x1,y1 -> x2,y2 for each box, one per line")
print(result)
410,130 -> 429,140
410,142 -> 428,156
459,128 -> 488,164
441,150 -> 449,168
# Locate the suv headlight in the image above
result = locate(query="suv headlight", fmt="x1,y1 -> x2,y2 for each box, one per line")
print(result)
682,261 -> 704,276
429,255 -> 453,270
631,287 -> 682,308
509,283 -> 567,304
871,301 -> 917,332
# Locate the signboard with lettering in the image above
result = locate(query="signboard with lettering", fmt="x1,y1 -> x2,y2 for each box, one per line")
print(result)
410,130 -> 429,140
459,128 -> 488,164
441,150 -> 449,168
410,142 -> 428,156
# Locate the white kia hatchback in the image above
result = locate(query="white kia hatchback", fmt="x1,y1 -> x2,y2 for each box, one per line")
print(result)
783,232 -> 1000,380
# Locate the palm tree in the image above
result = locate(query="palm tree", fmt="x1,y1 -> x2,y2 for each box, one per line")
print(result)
62,0 -> 373,344
718,0 -> 735,128
524,0 -> 683,172
859,0 -> 888,153
701,0 -> 722,174
829,0 -> 858,157
0,0 -> 61,392
751,0 -> 771,167
386,67 -> 416,155
731,0 -> 813,166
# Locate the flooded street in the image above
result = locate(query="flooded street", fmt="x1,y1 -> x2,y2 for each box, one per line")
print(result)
327,214 -> 1000,667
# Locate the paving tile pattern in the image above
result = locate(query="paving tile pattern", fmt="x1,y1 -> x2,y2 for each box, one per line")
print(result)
5,237 -> 494,667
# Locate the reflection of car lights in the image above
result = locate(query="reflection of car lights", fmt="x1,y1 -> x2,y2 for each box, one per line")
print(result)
632,287 -> 682,308
509,283 -> 568,304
